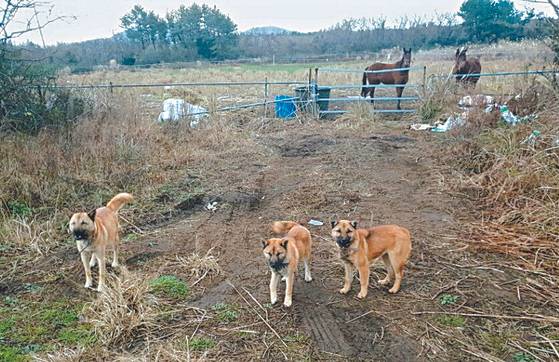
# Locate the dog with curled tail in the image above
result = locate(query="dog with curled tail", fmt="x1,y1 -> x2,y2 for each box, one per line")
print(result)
68,193 -> 133,292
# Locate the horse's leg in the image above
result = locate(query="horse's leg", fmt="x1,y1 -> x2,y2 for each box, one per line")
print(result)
370,86 -> 375,105
361,74 -> 369,98
396,86 -> 404,110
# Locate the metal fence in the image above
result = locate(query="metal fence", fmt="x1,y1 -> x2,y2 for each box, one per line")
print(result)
45,65 -> 558,119
315,66 -> 424,116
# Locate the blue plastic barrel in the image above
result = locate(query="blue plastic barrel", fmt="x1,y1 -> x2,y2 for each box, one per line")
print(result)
275,95 -> 296,119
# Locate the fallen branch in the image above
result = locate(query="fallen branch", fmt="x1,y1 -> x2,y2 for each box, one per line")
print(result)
346,310 -> 376,323
228,281 -> 288,350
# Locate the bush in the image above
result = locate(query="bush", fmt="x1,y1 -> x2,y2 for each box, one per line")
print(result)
121,56 -> 136,66
0,50 -> 87,134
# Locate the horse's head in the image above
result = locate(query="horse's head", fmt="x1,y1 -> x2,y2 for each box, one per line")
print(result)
401,48 -> 412,68
455,47 -> 469,71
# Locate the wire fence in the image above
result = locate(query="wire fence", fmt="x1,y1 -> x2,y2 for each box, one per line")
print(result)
32,64 -> 559,119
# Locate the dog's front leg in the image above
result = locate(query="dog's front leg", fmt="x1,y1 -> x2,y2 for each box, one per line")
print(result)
270,271 -> 280,305
283,270 -> 294,307
340,261 -> 353,294
80,251 -> 93,289
357,263 -> 370,299
95,247 -> 107,292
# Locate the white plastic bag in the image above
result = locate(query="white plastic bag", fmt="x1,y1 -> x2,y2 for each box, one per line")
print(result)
157,98 -> 208,128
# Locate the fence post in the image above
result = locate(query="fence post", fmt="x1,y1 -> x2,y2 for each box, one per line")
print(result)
264,77 -> 268,118
109,81 -> 113,94
314,68 -> 320,119
422,66 -> 427,97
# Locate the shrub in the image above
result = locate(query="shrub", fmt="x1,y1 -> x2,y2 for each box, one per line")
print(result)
0,52 -> 88,135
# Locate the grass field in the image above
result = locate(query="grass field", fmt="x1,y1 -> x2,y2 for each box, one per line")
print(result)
1,40 -> 558,361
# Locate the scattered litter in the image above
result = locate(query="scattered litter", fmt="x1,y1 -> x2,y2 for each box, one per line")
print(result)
499,106 -> 536,126
500,105 -> 520,125
521,130 -> 541,146
458,95 -> 495,108
308,219 -> 324,226
431,113 -> 466,133
206,202 -> 218,212
157,98 -> 208,127
410,123 -> 434,131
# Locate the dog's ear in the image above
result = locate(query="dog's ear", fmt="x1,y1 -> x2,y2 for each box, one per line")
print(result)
350,220 -> 358,229
88,209 -> 96,222
261,240 -> 268,249
330,220 -> 337,229
281,238 -> 289,249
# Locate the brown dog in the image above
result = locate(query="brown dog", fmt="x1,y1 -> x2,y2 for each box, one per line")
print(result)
69,193 -> 133,292
262,221 -> 312,307
331,220 -> 411,298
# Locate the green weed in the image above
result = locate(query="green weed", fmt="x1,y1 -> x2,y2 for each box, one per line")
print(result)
437,314 -> 466,327
150,275 -> 189,298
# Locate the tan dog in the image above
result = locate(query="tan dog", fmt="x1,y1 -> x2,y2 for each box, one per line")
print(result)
331,220 -> 411,298
262,221 -> 312,307
69,193 -> 133,292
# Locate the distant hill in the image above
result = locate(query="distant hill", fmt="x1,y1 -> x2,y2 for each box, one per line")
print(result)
243,26 -> 292,36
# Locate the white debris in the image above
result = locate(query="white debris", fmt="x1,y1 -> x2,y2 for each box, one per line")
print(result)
157,98 -> 208,128
308,219 -> 324,226
410,123 -> 434,131
431,113 -> 467,133
206,201 -> 218,212
458,95 -> 495,108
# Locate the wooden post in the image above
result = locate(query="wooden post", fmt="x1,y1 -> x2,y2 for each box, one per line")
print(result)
422,66 -> 427,98
109,81 -> 114,94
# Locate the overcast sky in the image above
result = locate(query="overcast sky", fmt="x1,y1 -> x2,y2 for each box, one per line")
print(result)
13,0 -> 554,45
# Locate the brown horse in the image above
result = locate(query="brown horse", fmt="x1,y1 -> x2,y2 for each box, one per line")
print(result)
361,48 -> 412,110
452,47 -> 481,87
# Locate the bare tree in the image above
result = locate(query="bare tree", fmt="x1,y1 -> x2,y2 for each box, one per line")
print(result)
523,1 -> 559,17
0,0 -> 68,46
524,1 -> 559,62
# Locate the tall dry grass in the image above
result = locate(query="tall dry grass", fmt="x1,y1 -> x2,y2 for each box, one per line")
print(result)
0,85 -> 262,258
83,269 -> 159,349
442,77 -> 559,271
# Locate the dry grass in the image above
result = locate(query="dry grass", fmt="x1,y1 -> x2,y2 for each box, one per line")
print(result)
175,248 -> 222,285
83,269 -> 159,349
441,77 -> 559,272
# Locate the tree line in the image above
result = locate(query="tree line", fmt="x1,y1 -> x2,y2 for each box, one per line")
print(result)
27,0 -> 552,71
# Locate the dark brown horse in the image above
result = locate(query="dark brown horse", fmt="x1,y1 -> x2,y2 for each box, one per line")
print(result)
452,47 -> 481,87
361,48 -> 412,110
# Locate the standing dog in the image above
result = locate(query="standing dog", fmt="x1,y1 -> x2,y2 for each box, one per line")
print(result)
262,221 -> 312,307
331,220 -> 411,298
69,193 -> 133,292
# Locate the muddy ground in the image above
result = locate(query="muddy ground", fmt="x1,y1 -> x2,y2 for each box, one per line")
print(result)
3,119 -> 557,361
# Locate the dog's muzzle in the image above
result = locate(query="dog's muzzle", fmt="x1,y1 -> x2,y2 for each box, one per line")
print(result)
269,258 -> 287,271
73,230 -> 90,241
336,237 -> 352,248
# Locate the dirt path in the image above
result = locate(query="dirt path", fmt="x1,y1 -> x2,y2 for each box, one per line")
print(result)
53,121 -> 552,360
114,123 -> 469,360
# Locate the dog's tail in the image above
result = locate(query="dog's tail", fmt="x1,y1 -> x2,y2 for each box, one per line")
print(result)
271,221 -> 299,234
106,193 -> 134,212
